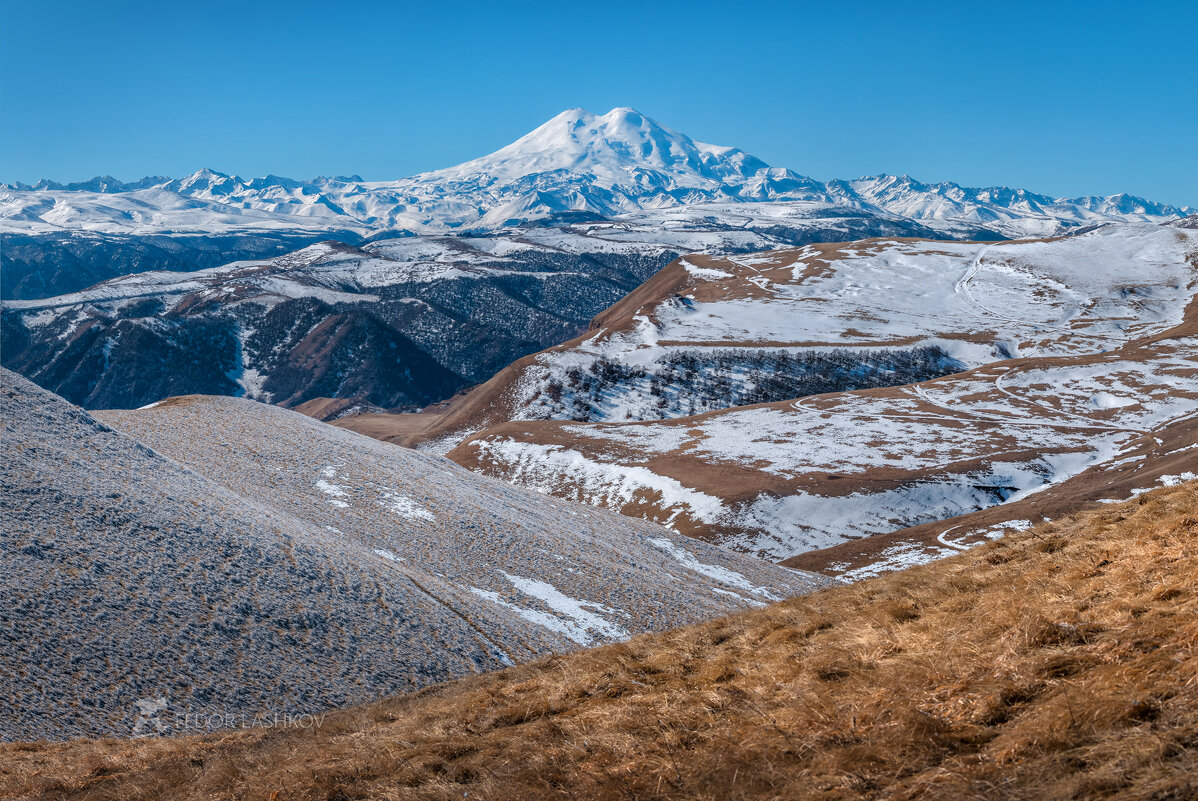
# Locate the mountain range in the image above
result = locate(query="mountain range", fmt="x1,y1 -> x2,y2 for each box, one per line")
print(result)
4,108 -> 1191,242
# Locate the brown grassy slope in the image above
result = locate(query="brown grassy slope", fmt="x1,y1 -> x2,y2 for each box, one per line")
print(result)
4,481 -> 1197,801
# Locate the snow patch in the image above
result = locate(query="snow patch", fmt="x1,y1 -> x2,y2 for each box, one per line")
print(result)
373,548 -> 405,563
315,465 -> 350,508
735,454 -> 1110,560
471,438 -> 726,526
1090,392 -> 1137,409
646,537 -> 781,601
377,492 -> 435,522
838,542 -> 957,580
1158,471 -> 1197,487
1099,471 -> 1196,504
468,572 -> 629,645
679,258 -> 733,280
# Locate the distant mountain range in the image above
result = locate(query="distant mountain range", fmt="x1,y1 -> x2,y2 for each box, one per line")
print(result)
3,108 -> 1191,241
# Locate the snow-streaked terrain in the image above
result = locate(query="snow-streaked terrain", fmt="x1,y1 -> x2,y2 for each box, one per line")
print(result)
0,236 -> 648,410
5,107 -> 1191,411
444,222 -> 1198,566
430,222 -> 1196,437
1,370 -> 831,740
0,202 -> 949,411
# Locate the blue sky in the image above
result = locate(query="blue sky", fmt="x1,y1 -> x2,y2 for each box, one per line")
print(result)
2,0 -> 1195,205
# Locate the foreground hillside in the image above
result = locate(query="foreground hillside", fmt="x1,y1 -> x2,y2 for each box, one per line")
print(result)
0,370 -> 826,740
5,481 -> 1194,800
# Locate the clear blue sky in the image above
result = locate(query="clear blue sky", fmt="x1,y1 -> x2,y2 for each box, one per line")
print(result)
2,0 -> 1195,205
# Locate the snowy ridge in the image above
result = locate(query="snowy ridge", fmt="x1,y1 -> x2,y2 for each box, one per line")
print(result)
1,204 -> 944,411
443,222 -> 1197,434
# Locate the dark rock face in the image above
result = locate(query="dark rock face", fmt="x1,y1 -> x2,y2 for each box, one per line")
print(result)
530,347 -> 967,422
247,301 -> 463,408
1,313 -> 243,409
1,231 -> 367,300
1,295 -> 466,411
1,239 -> 674,410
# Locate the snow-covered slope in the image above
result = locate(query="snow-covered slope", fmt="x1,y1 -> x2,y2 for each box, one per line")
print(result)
366,223 -> 1198,573
402,222 -> 1197,443
4,108 -> 1190,239
1,370 -> 829,740
455,338 -> 1198,563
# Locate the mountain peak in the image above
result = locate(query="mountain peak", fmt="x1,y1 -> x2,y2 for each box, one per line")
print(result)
162,168 -> 240,196
419,107 -> 770,200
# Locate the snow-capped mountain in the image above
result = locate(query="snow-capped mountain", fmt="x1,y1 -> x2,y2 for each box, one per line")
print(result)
3,107 -> 1191,241
3,108 -> 1193,413
430,108 -> 769,187
405,107 -> 789,227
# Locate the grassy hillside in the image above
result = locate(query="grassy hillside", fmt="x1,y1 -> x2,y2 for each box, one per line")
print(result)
4,481 -> 1196,800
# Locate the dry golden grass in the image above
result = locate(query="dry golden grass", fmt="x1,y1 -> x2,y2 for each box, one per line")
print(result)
4,481 -> 1197,801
